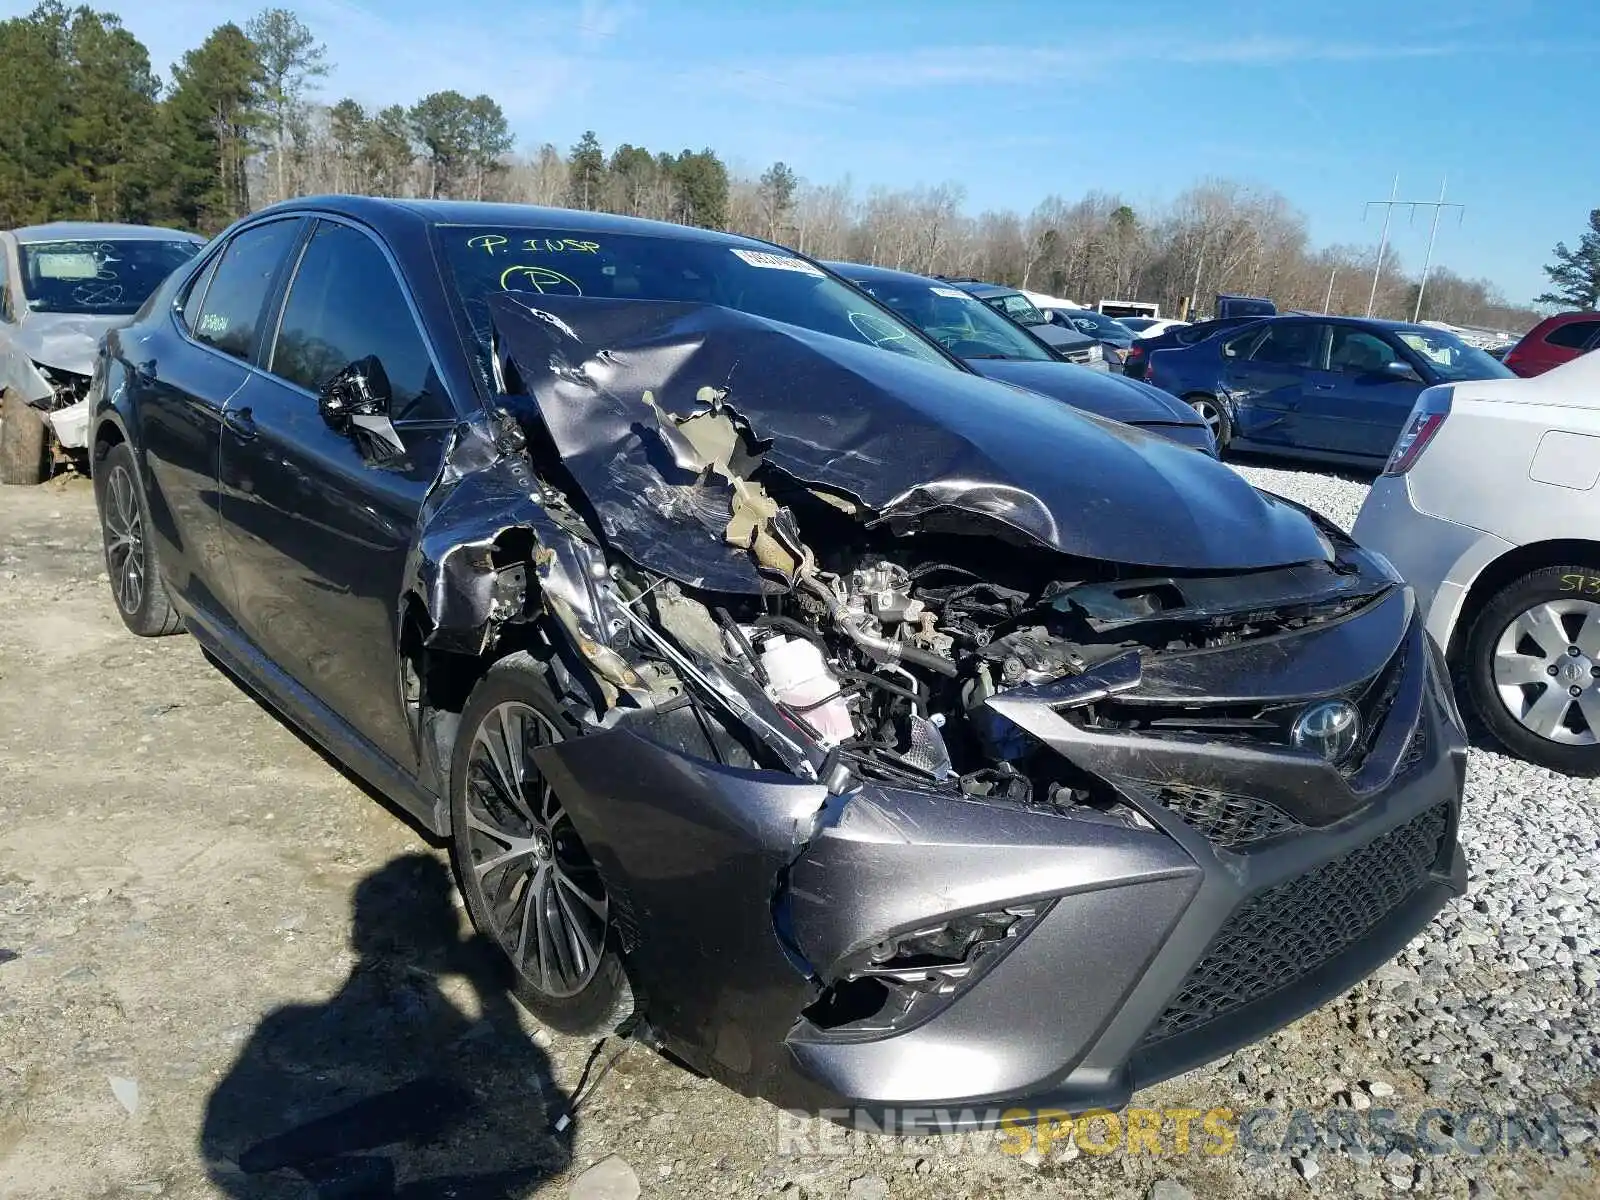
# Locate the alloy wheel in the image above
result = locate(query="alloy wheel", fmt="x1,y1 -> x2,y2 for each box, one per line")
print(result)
462,701 -> 609,998
1491,598 -> 1600,745
1189,398 -> 1224,439
103,463 -> 146,616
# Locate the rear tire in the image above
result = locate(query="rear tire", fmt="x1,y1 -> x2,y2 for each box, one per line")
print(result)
1463,564 -> 1600,776
94,442 -> 183,636
1185,393 -> 1231,452
449,652 -> 634,1034
0,389 -> 50,485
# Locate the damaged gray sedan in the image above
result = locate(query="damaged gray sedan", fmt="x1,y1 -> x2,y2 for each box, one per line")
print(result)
0,222 -> 203,484
88,199 -> 1467,1125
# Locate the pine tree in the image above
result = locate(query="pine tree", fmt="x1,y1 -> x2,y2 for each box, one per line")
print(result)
161,23 -> 266,230
566,131 -> 605,210
1537,210 -> 1600,310
756,161 -> 797,241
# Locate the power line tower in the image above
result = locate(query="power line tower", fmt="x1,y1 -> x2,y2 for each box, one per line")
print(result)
1362,176 -> 1466,320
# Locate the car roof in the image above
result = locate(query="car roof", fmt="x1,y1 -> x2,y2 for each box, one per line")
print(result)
248,195 -> 784,251
944,279 -> 1020,300
824,260 -> 950,288
9,221 -> 204,243
1238,313 -> 1454,337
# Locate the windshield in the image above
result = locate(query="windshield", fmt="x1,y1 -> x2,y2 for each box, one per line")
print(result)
1394,327 -> 1514,383
435,225 -> 953,371
1120,317 -> 1158,333
986,292 -> 1049,326
18,239 -> 200,317
851,278 -> 1054,362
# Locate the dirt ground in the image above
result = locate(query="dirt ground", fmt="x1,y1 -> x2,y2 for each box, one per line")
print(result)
0,476 -> 1594,1200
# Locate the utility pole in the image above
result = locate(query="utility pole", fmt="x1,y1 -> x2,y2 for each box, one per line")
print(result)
1412,176 -> 1465,323
1363,174 -> 1399,317
1324,267 -> 1337,313
1362,175 -> 1466,321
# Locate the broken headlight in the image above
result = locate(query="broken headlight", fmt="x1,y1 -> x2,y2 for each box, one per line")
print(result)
800,903 -> 1051,1038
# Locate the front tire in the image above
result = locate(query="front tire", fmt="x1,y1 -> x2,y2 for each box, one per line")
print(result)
1464,564 -> 1600,776
449,652 -> 633,1033
1185,393 -> 1231,452
94,442 -> 183,636
0,389 -> 50,485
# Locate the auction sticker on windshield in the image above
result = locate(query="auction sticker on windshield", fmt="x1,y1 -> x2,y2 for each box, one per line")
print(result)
730,249 -> 823,276
932,286 -> 969,299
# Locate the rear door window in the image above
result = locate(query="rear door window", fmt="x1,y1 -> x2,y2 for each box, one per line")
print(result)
179,254 -> 221,335
1546,320 -> 1600,350
192,219 -> 303,361
269,220 -> 448,422
1220,326 -> 1266,357
1327,328 -> 1400,375
1248,322 -> 1322,368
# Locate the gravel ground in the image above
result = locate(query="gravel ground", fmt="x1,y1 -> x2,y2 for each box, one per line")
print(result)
2,465 -> 1598,1200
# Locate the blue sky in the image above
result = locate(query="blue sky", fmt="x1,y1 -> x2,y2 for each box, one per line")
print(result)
22,0 -> 1600,302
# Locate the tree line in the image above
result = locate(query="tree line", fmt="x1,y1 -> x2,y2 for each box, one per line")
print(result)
0,2 -> 1562,332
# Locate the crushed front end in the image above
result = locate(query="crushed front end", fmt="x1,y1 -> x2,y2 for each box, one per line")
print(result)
450,294 -> 1467,1121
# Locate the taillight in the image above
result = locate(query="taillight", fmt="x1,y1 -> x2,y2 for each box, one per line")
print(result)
1383,386 -> 1453,475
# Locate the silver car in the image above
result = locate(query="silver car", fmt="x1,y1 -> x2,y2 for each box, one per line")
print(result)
1352,352 -> 1600,776
0,222 -> 203,484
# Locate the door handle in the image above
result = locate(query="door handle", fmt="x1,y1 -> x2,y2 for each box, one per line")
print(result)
1313,383 -> 1336,391
223,406 -> 257,441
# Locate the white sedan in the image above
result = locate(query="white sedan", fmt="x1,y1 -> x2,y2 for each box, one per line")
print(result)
1352,352 -> 1600,775
1121,317 -> 1191,339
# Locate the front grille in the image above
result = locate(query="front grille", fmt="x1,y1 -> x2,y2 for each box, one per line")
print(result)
1152,786 -> 1301,849
1140,802 -> 1450,1047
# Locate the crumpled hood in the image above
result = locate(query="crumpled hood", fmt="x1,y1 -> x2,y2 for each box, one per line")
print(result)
12,312 -> 123,375
969,359 -> 1208,427
486,294 -> 1328,592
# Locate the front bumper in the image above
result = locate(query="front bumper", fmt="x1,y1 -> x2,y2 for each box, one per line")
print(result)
1353,474 -> 1514,655
1137,419 -> 1218,457
535,602 -> 1467,1124
46,397 -> 89,450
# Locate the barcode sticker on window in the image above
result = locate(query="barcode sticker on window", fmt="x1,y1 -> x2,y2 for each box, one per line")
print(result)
730,249 -> 823,276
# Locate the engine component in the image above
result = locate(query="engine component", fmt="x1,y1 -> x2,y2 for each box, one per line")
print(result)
759,634 -> 855,745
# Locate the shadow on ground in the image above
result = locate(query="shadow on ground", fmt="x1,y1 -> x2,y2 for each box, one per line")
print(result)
200,853 -> 572,1198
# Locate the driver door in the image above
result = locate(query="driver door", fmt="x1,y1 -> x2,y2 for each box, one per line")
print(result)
1300,327 -> 1429,458
218,218 -> 457,769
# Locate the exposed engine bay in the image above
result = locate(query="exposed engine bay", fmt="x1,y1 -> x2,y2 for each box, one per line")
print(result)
455,293 -> 1397,814
612,469 -> 1387,810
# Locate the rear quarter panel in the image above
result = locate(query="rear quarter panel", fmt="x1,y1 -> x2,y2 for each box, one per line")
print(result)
1407,396 -> 1600,550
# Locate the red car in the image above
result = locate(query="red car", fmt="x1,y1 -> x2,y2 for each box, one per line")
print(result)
1503,311 -> 1600,377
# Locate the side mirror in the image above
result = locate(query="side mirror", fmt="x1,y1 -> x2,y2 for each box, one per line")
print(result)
319,356 -> 404,463
317,355 -> 391,433
1383,360 -> 1421,381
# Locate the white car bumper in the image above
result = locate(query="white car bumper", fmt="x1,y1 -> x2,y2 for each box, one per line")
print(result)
1353,474 -> 1515,655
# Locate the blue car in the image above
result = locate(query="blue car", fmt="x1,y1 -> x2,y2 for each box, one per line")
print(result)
1145,315 -> 1513,466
